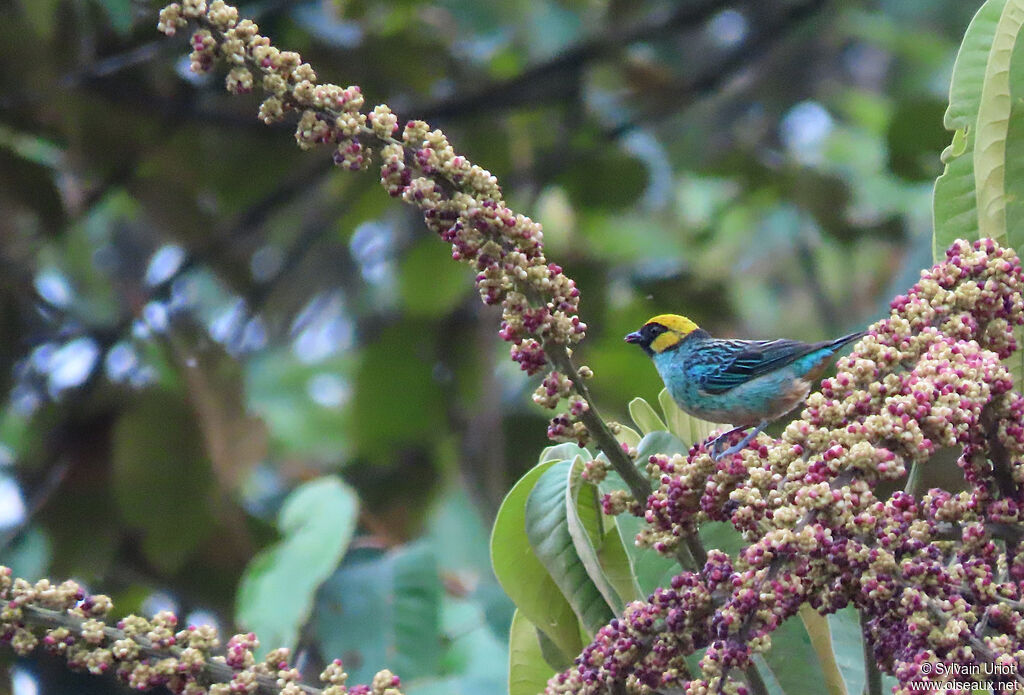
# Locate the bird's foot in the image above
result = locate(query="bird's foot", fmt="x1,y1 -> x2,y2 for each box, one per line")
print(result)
709,425 -> 749,460
710,421 -> 768,462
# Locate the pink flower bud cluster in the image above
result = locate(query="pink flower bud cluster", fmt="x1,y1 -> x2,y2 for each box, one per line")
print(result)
0,566 -> 404,695
158,0 -> 594,445
549,239 -> 1024,694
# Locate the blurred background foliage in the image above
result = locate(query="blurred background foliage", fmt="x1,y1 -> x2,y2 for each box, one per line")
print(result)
0,0 -> 982,693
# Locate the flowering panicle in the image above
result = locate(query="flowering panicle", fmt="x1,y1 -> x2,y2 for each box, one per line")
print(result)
0,566 -> 403,695
548,240 -> 1024,694
152,3 -> 1024,693
158,0 -> 594,446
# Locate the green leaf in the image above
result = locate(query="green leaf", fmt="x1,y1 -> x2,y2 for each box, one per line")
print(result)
933,0 -> 1007,260
657,389 -> 722,449
525,460 -> 615,635
1005,20 -> 1024,252
492,459 -> 583,662
509,610 -> 557,695
596,525 -> 640,605
112,391 -> 216,574
566,458 -> 625,614
628,397 -> 667,435
540,443 -> 591,463
757,609 -> 835,695
827,606 -> 898,695
635,430 -> 690,459
974,0 -> 1024,244
797,605 -> 848,695
237,477 -> 358,655
596,431 -> 692,595
614,423 -> 642,449
698,521 -> 746,557
314,543 -> 443,683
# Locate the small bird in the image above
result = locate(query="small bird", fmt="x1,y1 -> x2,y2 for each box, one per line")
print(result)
625,314 -> 864,460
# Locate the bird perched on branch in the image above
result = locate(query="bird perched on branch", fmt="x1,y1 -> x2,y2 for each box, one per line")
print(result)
625,314 -> 864,460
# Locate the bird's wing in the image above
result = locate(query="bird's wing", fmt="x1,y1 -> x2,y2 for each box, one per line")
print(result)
697,339 -> 816,395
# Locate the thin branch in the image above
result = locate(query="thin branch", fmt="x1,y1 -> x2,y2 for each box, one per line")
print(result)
860,610 -> 882,695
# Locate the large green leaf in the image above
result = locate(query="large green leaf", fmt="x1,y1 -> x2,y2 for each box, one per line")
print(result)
566,457 -> 625,614
525,460 -> 615,635
237,477 -> 358,655
1005,17 -> 1024,249
933,0 -> 1008,259
509,610 -> 557,695
974,0 -> 1024,244
597,525 -> 640,605
492,459 -> 583,662
314,543 -> 442,684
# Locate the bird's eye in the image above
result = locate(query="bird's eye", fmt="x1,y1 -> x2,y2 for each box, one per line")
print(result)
648,324 -> 665,336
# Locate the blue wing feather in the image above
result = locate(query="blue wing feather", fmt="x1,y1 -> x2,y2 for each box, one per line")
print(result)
696,332 -> 863,395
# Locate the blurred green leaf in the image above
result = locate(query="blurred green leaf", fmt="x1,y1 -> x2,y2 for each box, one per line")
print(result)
697,521 -> 746,557
314,542 -> 442,683
435,593 -> 507,681
237,477 -> 358,655
111,391 -> 216,574
492,458 -> 583,662
525,460 -> 615,635
745,610 -> 835,695
509,610 -> 557,695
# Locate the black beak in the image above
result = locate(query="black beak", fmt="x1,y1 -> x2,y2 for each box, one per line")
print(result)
624,331 -> 642,344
